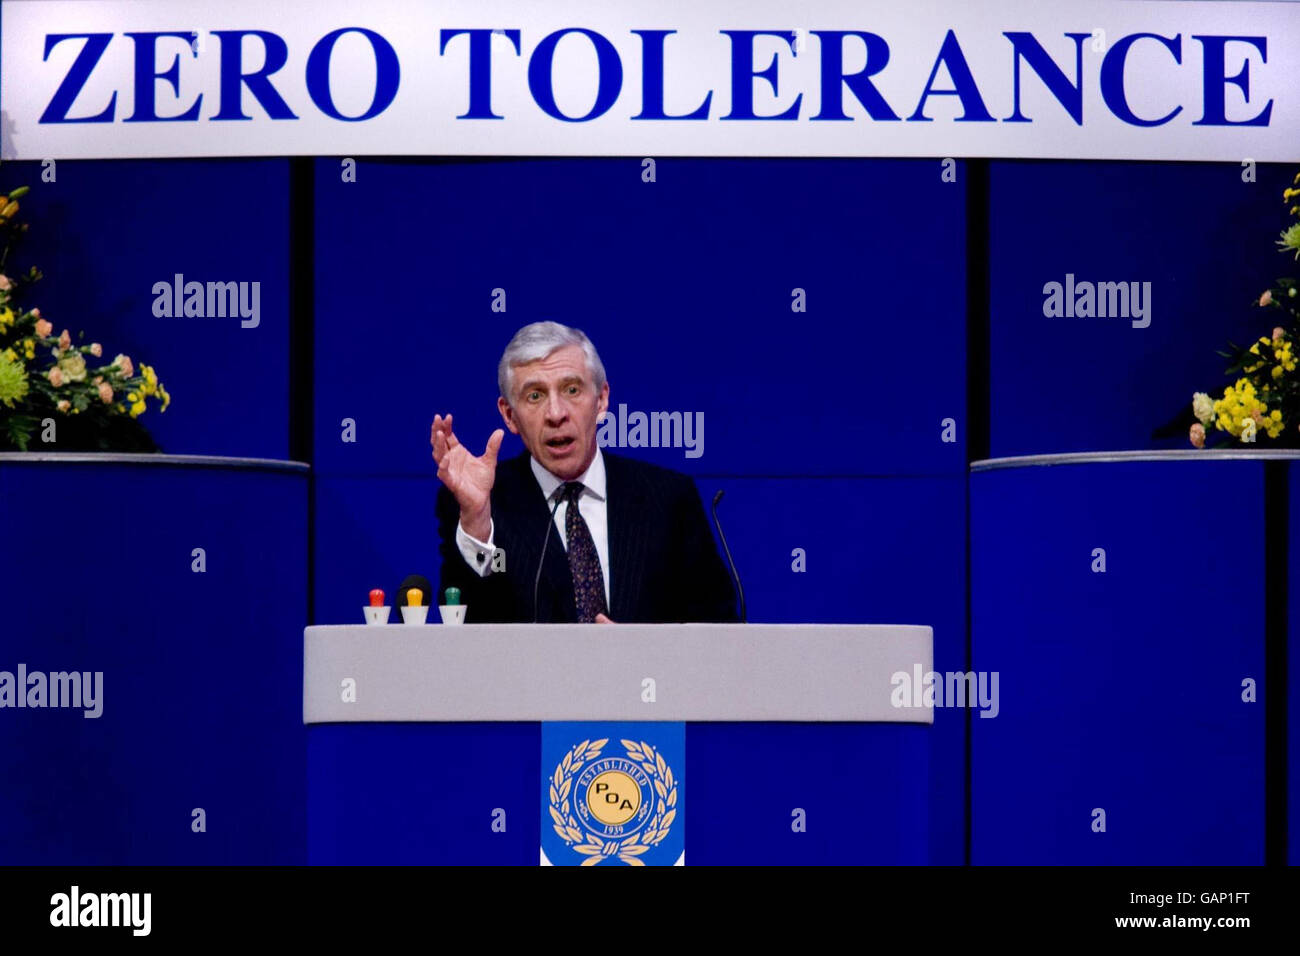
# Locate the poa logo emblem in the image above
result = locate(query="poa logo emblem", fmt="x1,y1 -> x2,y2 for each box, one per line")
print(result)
542,724 -> 684,866
576,748 -> 656,834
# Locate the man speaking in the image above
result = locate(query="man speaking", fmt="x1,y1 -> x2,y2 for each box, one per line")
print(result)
432,321 -> 738,624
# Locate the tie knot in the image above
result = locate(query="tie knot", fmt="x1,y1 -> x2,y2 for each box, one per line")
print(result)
561,481 -> 584,503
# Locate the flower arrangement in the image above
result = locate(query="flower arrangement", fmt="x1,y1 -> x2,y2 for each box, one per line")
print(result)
0,186 -> 170,451
1187,172 -> 1300,449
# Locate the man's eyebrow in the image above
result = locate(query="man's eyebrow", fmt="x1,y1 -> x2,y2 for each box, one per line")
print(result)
520,374 -> 584,391
517,372 -> 587,396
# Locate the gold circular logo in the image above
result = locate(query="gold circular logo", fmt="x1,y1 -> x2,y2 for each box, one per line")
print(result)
585,769 -> 641,825
548,738 -> 678,865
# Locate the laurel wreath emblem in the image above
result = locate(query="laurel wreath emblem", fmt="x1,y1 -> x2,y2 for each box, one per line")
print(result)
548,737 -> 678,866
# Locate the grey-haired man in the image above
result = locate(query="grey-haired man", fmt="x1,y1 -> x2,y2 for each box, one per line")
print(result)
431,321 -> 737,624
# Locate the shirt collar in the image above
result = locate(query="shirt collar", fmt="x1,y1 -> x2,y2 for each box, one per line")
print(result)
531,445 -> 607,504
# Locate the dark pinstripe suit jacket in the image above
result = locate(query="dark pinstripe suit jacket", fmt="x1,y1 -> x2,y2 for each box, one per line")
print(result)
436,450 -> 738,623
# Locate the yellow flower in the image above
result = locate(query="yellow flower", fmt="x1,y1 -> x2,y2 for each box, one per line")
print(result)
1273,366 -> 1284,380
1,348 -> 16,363
130,400 -> 146,418
1212,379 -> 1272,438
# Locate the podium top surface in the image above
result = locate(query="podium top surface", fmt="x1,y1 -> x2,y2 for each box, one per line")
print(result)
0,452 -> 309,473
971,448 -> 1300,472
303,623 -> 933,724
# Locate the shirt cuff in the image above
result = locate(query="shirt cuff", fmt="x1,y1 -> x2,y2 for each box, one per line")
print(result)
456,519 -> 496,577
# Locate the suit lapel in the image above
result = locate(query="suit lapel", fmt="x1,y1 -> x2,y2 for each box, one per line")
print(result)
605,453 -> 649,621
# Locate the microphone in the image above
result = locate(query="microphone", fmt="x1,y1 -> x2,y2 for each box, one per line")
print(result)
711,489 -> 747,623
397,574 -> 433,609
532,491 -> 566,623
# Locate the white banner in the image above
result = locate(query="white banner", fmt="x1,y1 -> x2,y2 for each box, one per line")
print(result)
1,0 -> 1297,161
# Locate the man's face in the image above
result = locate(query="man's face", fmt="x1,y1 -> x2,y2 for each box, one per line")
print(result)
498,343 -> 609,481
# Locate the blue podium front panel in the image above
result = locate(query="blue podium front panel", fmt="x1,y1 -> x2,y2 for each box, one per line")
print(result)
306,722 -> 931,865
971,457 -> 1266,864
307,724 -> 541,866
686,723 -> 931,865
0,457 -> 308,864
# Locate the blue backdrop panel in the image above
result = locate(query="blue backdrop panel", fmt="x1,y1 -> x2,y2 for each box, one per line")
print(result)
987,161 -> 1296,458
314,475 -> 443,625
0,459 -> 307,864
704,477 -> 963,628
971,459 -> 1265,864
305,723 -> 930,864
306,724 -> 540,865
0,160 -> 291,459
312,158 -> 966,480
686,723 -> 930,864
314,474 -> 966,628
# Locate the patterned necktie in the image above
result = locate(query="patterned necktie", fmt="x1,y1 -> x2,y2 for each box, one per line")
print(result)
561,481 -> 608,622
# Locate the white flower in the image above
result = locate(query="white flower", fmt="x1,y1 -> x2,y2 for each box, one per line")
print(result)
1191,392 -> 1215,426
58,352 -> 87,383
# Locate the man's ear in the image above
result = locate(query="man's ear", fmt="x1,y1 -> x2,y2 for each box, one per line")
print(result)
498,396 -> 520,435
596,381 -> 610,420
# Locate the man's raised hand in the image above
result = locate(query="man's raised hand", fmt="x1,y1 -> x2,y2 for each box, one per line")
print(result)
431,414 -> 503,541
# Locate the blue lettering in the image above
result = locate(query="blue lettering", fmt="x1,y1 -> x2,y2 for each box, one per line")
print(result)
1100,33 -> 1183,127
908,30 -> 994,122
39,33 -> 116,123
528,29 -> 623,122
305,28 -> 400,121
632,30 -> 711,120
211,30 -> 296,120
720,30 -> 802,120
441,29 -> 521,120
1004,32 -> 1089,124
810,30 -> 898,121
1192,35 -> 1272,126
123,31 -> 202,122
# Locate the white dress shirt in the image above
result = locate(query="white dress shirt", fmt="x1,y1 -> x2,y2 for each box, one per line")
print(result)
455,447 -> 611,606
